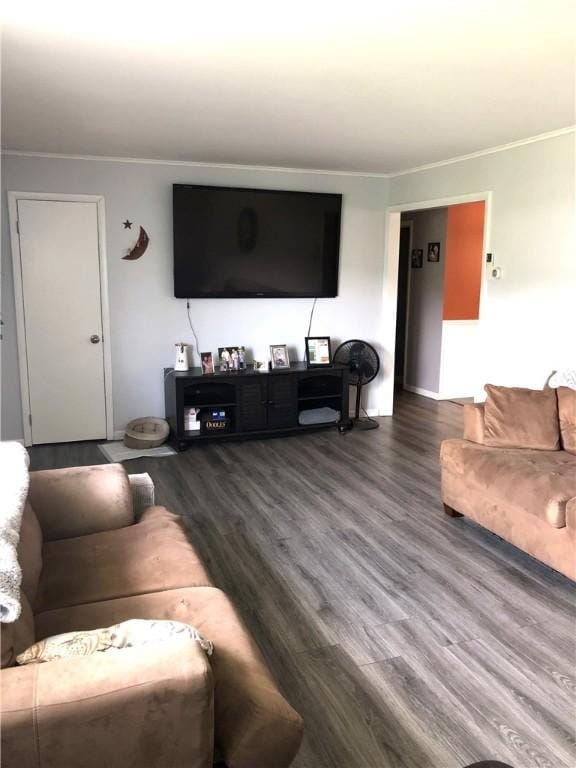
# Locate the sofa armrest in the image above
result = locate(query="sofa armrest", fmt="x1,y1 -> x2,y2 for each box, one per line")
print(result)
463,403 -> 485,444
28,464 -> 134,541
1,638 -> 214,768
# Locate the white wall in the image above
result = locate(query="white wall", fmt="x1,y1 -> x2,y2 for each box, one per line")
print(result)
402,208 -> 447,394
1,155 -> 388,440
388,132 -> 576,401
439,320 -> 480,398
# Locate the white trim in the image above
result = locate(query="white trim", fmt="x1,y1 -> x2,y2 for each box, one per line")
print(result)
440,319 -> 480,325
7,194 -> 33,446
1,149 -> 390,179
387,191 -> 493,213
2,125 -> 573,178
95,200 -> 115,441
113,430 -> 125,441
7,191 -> 114,445
403,385 -> 444,400
380,191 -> 492,418
403,384 -> 471,401
388,126 -> 575,177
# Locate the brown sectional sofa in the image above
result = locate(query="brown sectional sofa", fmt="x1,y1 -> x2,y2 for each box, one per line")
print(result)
1,463 -> 303,768
441,398 -> 576,581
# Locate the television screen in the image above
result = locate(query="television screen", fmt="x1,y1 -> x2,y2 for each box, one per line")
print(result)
173,184 -> 341,298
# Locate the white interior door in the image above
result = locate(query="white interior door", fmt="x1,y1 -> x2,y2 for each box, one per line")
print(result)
16,199 -> 108,444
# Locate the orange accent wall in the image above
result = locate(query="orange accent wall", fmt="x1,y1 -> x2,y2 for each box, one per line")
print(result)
443,201 -> 485,320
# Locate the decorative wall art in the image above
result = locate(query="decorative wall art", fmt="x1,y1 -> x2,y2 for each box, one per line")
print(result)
427,242 -> 441,263
411,249 -> 423,269
123,225 -> 150,260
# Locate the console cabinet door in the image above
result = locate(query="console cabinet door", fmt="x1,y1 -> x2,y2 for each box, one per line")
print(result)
268,374 -> 298,429
238,378 -> 268,432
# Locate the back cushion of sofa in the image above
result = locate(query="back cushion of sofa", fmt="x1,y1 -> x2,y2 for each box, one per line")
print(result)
557,387 -> 576,454
17,502 -> 43,608
484,384 -> 561,450
0,594 -> 35,668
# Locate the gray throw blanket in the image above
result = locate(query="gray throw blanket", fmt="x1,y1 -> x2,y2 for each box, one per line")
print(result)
0,442 -> 29,622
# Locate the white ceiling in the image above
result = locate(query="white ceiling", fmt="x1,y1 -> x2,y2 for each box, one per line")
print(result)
2,1 -> 575,174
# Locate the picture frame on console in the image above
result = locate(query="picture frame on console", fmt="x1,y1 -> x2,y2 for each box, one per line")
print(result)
218,346 -> 246,372
201,352 -> 214,375
305,336 -> 332,368
270,344 -> 290,369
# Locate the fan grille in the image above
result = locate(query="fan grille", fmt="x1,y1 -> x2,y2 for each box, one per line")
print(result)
333,340 -> 380,386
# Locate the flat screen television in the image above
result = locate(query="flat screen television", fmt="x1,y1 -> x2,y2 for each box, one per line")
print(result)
173,184 -> 342,298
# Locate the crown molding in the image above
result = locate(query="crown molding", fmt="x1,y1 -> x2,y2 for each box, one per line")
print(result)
2,125 -> 573,178
0,150 -> 391,179
388,126 -> 575,178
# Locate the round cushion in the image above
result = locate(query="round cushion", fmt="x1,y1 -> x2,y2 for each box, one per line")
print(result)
123,417 -> 170,449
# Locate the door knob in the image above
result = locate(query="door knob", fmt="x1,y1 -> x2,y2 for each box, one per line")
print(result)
90,334 -> 101,344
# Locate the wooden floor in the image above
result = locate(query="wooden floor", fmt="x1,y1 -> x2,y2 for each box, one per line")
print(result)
30,392 -> 576,768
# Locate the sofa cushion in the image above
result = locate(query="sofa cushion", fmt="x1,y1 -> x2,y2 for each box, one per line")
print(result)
441,439 -> 576,528
558,386 -> 576,455
35,587 -> 304,768
16,502 -> 43,606
28,463 -> 134,541
36,506 -> 214,613
1,594 -> 35,668
483,384 -> 561,450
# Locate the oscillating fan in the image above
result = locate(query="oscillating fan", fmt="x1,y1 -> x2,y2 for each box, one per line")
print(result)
333,340 -> 380,431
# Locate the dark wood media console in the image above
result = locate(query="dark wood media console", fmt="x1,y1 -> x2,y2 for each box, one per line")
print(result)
164,362 -> 350,450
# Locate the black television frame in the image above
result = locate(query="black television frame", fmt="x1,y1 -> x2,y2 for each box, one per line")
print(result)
173,184 -> 342,299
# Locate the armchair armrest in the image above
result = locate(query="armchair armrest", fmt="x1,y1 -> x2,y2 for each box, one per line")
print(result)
463,403 -> 485,444
28,464 -> 134,541
1,638 -> 214,768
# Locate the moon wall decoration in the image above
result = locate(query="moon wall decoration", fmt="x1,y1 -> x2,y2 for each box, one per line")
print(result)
123,226 -> 150,260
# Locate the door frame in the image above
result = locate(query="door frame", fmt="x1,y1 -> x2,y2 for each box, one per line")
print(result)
379,191 -> 492,416
398,220 -> 414,390
7,191 -> 114,445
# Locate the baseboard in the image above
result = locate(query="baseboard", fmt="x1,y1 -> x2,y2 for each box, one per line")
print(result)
403,385 -> 444,400
112,430 -> 125,441
403,385 -> 474,401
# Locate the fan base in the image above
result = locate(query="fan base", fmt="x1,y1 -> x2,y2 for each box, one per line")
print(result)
352,417 -> 379,431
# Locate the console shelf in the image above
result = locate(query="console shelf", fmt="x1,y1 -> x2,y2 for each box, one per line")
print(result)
164,362 -> 350,450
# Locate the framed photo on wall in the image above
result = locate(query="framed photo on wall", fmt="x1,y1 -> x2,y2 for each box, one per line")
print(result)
427,242 -> 441,262
270,344 -> 290,369
305,336 -> 332,367
411,249 -> 423,268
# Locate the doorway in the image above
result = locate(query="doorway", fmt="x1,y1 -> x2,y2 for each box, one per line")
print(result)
8,192 -> 113,446
380,192 -> 491,416
394,223 -> 412,385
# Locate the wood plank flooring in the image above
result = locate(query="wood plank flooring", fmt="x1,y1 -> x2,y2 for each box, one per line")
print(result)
29,392 -> 576,768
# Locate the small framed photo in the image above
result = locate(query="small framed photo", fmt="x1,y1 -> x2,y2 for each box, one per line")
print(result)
427,242 -> 441,262
305,336 -> 332,368
218,346 -> 246,372
411,249 -> 423,269
270,344 -> 290,369
200,352 -> 214,375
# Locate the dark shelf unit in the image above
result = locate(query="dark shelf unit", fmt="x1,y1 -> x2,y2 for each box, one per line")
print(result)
164,362 -> 350,450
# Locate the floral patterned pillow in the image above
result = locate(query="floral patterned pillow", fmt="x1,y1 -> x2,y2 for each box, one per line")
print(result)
16,619 -> 213,665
